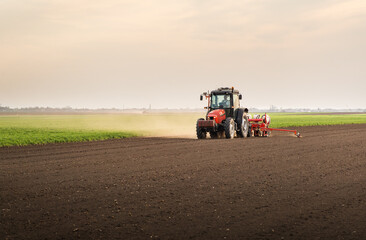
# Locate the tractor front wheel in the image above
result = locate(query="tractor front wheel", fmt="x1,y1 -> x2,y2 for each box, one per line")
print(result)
209,131 -> 218,139
196,118 -> 207,139
224,118 -> 235,139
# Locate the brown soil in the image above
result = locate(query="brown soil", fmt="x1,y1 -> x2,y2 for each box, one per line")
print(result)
1,124 -> 366,239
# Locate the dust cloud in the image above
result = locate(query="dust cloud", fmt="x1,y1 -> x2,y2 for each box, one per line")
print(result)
82,113 -> 203,138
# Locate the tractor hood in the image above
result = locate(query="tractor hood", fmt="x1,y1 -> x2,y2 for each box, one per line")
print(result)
207,109 -> 226,124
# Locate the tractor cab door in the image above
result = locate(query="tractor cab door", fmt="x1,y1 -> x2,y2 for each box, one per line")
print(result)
226,94 -> 240,118
226,94 -> 235,118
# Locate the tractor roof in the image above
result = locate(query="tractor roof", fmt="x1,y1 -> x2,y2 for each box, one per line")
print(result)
211,87 -> 240,95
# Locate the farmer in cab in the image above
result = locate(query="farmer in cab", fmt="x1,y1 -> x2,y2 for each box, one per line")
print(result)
220,95 -> 230,108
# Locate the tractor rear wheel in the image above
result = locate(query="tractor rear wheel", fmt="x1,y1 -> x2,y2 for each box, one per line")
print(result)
224,117 -> 235,139
236,112 -> 249,138
196,118 -> 207,139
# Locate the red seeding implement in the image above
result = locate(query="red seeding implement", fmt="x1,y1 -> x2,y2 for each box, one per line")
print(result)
248,114 -> 301,138
196,87 -> 301,139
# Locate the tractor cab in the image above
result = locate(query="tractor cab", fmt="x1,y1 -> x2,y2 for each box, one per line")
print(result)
201,87 -> 242,119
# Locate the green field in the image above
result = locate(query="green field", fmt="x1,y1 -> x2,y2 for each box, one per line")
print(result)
0,113 -> 365,147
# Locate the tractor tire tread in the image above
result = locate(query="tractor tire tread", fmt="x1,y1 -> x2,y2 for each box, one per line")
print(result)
224,117 -> 235,139
196,118 -> 207,139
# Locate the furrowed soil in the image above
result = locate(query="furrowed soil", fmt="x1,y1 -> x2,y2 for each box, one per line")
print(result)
1,124 -> 366,239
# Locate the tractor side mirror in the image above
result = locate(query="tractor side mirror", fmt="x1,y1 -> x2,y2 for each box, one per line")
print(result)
239,94 -> 242,100
200,95 -> 203,101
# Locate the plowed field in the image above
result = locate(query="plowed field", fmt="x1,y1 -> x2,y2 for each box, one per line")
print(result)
1,124 -> 366,239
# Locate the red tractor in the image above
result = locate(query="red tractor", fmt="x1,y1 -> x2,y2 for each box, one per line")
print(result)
196,87 -> 301,139
196,87 -> 249,139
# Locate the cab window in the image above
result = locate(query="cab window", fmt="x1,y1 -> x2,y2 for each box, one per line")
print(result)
211,94 -> 231,108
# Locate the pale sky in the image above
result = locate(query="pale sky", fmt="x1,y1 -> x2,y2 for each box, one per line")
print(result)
1,0 -> 365,109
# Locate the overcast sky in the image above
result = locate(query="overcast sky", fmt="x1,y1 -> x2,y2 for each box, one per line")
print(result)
1,0 -> 365,109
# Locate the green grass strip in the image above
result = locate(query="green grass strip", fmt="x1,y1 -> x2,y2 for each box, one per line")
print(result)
0,128 -> 138,147
266,114 -> 366,128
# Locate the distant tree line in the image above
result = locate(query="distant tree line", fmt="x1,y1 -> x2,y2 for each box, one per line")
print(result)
0,105 -> 365,113
0,105 -> 11,112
